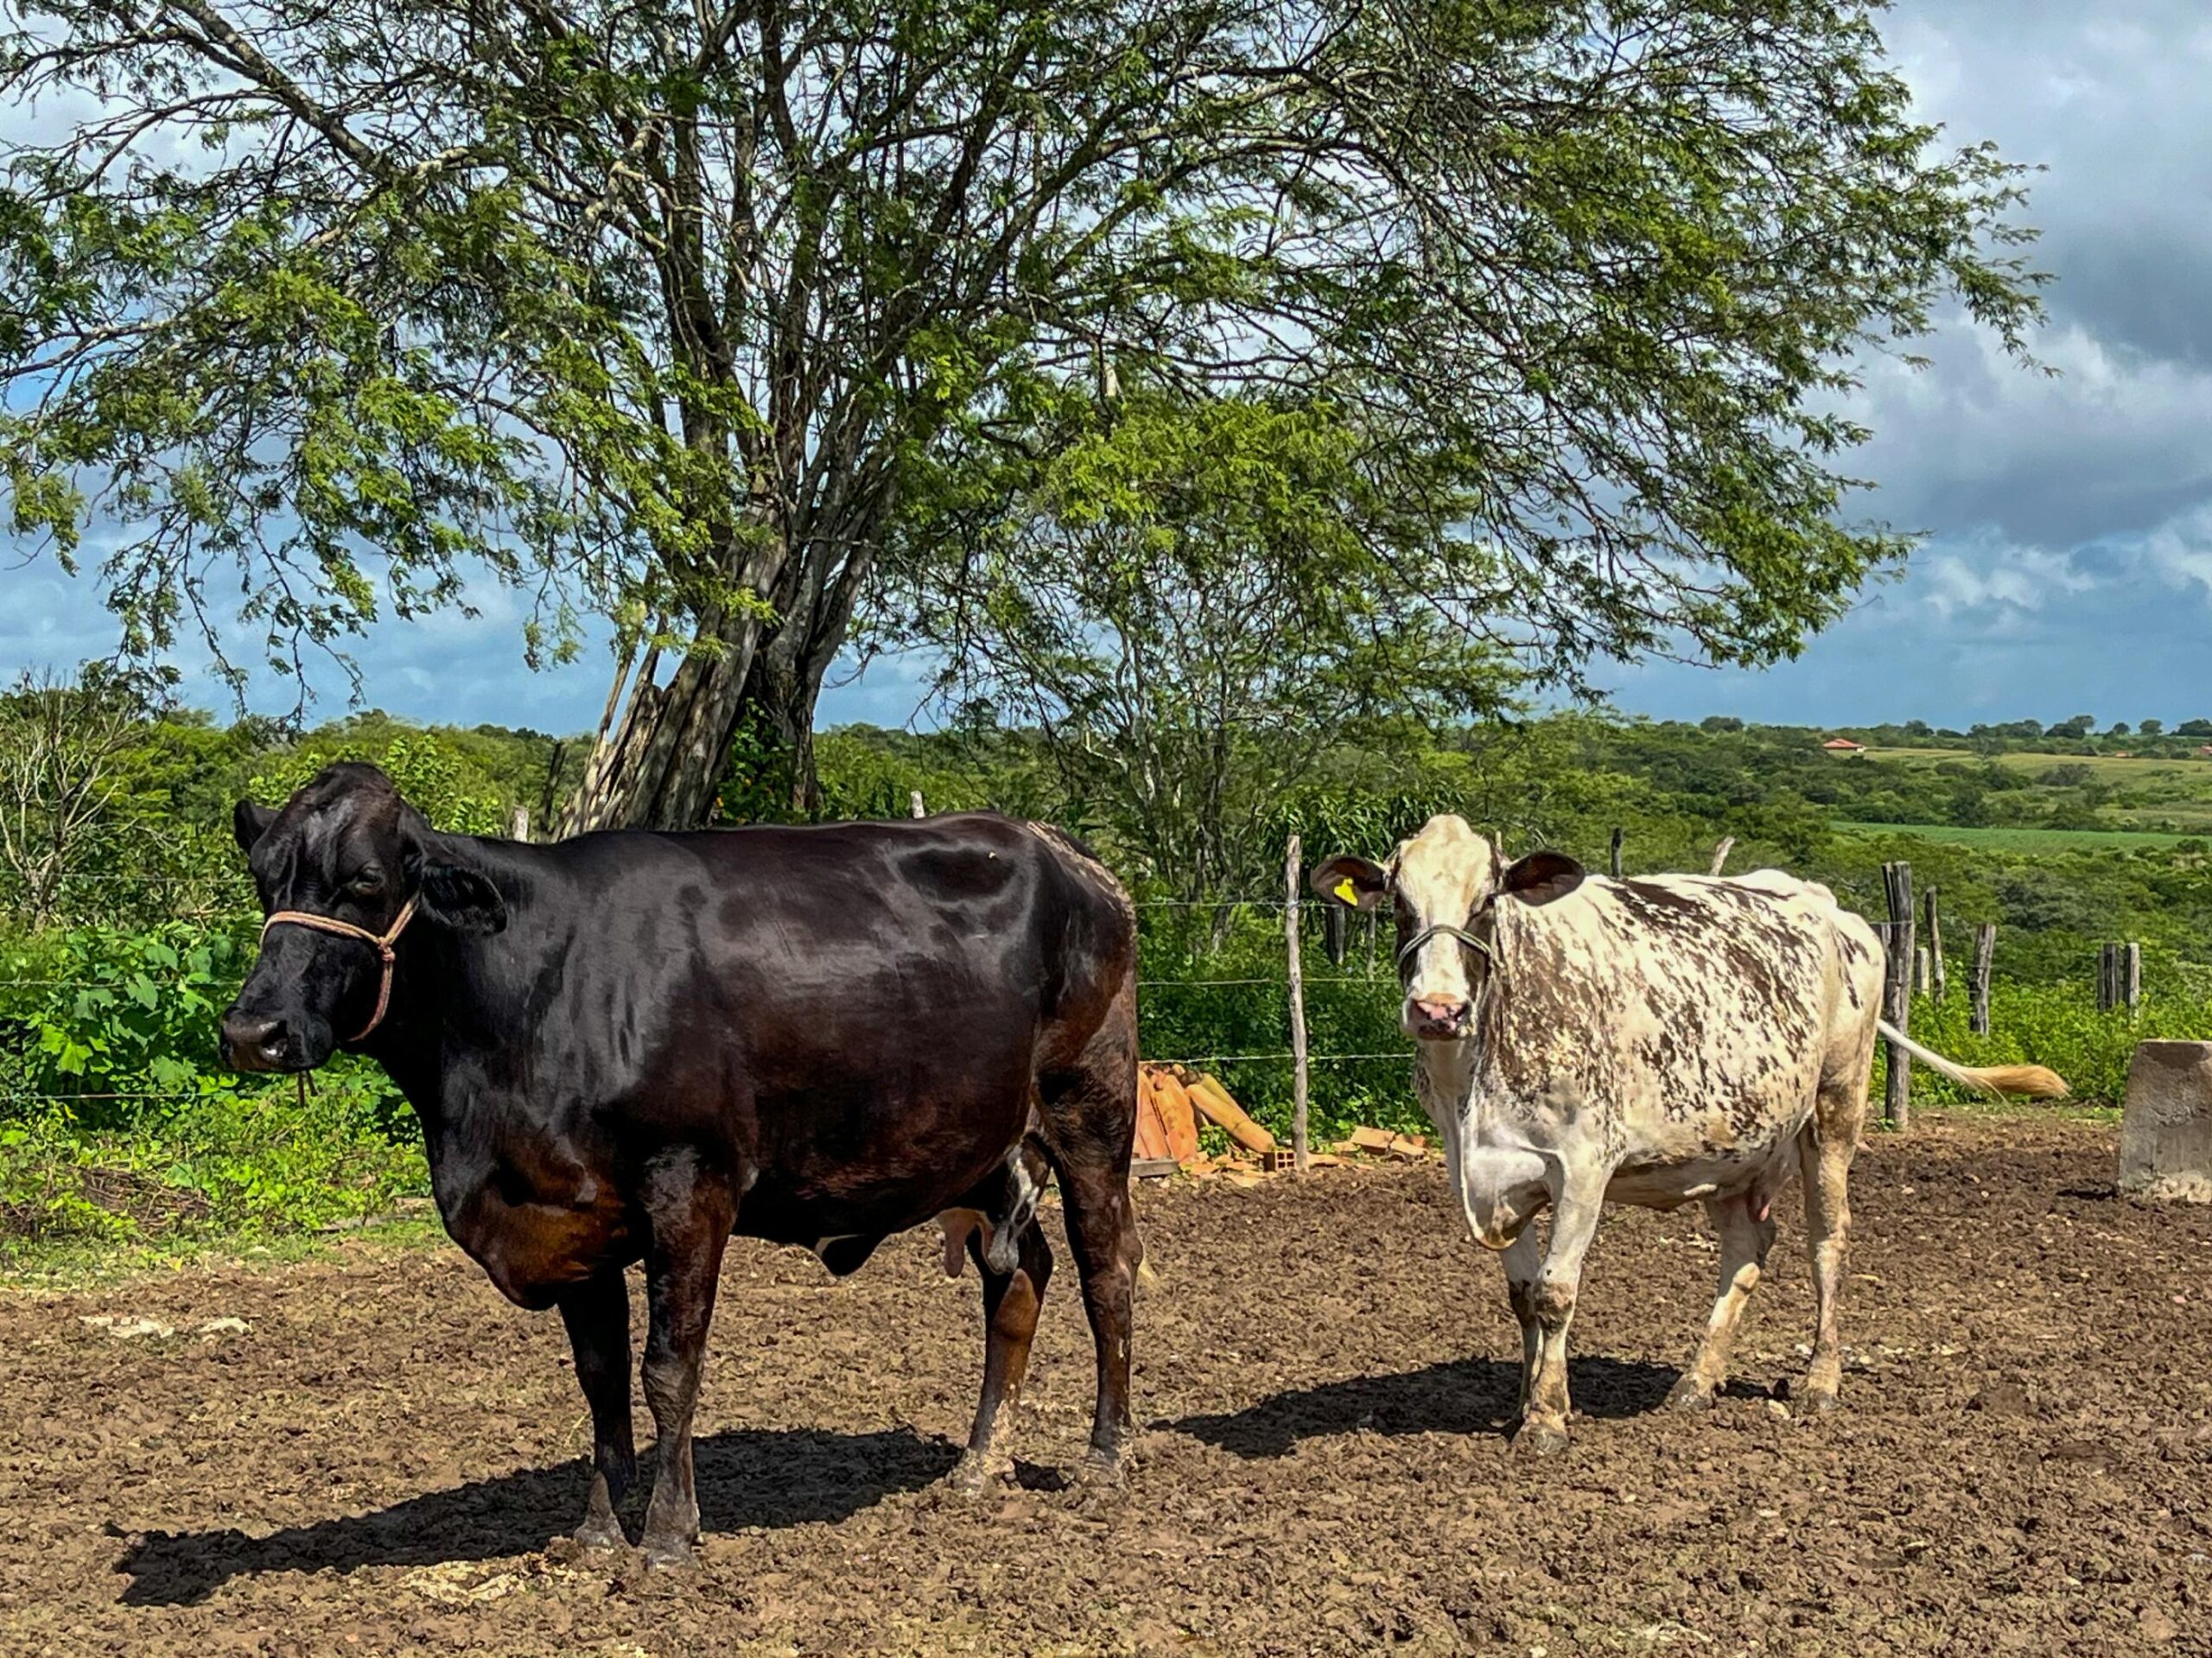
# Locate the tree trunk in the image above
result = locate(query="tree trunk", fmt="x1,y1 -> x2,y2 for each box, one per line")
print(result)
563,602 -> 767,833
563,522 -> 874,832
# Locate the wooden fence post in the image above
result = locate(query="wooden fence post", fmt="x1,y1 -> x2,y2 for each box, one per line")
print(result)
2098,943 -> 2119,1012
1610,828 -> 1624,879
1882,861 -> 1915,1131
509,804 -> 531,843
1970,923 -> 1996,1036
1707,835 -> 1735,876
910,790 -> 926,819
2126,942 -> 2142,1014
1916,947 -> 1932,995
1285,835 -> 1310,1176
1923,886 -> 1946,1002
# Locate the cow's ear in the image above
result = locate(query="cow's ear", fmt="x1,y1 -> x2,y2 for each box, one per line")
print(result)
232,799 -> 276,856
1311,854 -> 1389,912
1499,850 -> 1585,906
414,859 -> 508,934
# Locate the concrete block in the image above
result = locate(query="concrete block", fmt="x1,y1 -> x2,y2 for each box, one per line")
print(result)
2120,1041 -> 2212,1203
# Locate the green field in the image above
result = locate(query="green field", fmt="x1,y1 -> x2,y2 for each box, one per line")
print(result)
1858,746 -> 2212,785
1834,821 -> 2196,851
1839,746 -> 2212,839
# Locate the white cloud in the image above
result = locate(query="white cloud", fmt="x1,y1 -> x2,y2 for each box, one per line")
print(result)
1916,538 -> 2101,625
2141,500 -> 2212,600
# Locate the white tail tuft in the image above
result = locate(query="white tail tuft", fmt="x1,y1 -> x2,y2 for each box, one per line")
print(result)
1877,1020 -> 2069,1100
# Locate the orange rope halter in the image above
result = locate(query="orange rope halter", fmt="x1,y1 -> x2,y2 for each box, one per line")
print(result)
258,895 -> 419,1042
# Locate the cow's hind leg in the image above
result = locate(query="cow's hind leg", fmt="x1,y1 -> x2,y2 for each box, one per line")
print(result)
557,1268 -> 636,1549
1667,1191 -> 1777,1410
1501,1228 -> 1542,1414
1797,1121 -> 1858,1411
637,1153 -> 737,1568
954,1220 -> 1054,1491
1034,992 -> 1141,1483
1516,1172 -> 1605,1456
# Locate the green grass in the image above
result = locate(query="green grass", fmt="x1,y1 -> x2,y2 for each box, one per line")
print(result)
1835,821 -> 2196,851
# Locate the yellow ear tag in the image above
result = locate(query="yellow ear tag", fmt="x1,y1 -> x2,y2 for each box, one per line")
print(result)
1333,878 -> 1358,905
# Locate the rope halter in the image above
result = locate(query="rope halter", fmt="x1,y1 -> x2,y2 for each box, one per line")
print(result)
258,894 -> 418,1042
1395,922 -> 1497,972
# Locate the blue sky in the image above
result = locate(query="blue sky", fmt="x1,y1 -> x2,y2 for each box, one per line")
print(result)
8,0 -> 2211,734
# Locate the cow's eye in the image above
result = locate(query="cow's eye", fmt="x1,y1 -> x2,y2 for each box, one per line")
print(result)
347,870 -> 383,895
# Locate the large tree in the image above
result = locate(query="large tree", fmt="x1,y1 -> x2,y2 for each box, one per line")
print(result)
1,0 -> 2042,829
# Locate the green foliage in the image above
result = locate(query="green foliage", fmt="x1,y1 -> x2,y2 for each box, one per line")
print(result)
0,922 -> 251,1108
251,728 -> 505,835
1880,981 -> 2209,1113
1835,823 -> 2191,852
903,389 -> 1521,898
0,1081 -> 424,1249
1136,905 -> 1428,1143
0,921 -> 421,1252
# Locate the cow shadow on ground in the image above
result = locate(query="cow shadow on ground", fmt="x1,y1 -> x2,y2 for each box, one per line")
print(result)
1171,1356 -> 1678,1458
115,1425 -> 958,1607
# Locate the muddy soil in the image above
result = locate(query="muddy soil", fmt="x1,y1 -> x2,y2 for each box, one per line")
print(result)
3,1114 -> 2209,1655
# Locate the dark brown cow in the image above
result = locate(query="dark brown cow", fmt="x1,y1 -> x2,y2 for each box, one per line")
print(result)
220,763 -> 1140,1566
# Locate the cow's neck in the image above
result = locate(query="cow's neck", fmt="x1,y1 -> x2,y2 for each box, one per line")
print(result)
358,839 -> 552,1127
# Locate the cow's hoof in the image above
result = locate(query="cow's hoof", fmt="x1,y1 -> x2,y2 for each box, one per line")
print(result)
949,1449 -> 1008,1495
573,1515 -> 628,1552
1077,1446 -> 1130,1489
1799,1386 -> 1842,1415
1511,1420 -> 1569,1458
1666,1376 -> 1715,1413
640,1535 -> 696,1571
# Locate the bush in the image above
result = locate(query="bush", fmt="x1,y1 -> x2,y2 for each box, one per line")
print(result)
0,921 -> 424,1253
1878,979 -> 2210,1109
1136,904 -> 1427,1142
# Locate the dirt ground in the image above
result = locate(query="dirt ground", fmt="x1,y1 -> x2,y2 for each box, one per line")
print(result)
3,1113 -> 2209,1656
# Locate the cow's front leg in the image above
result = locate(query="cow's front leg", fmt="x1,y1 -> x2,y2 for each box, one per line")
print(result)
955,1221 -> 1054,1491
638,1155 -> 736,1568
557,1268 -> 636,1549
1515,1174 -> 1605,1456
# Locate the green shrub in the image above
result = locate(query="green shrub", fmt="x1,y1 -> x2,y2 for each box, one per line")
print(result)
1136,904 -> 1427,1142
1880,980 -> 2209,1108
0,921 -> 424,1253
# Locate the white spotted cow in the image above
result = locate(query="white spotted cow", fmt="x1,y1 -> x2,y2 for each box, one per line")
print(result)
1314,815 -> 2064,1453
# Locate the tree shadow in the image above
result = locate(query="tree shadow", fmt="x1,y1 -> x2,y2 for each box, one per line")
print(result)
116,1425 -> 959,1607
1170,1356 -> 1679,1458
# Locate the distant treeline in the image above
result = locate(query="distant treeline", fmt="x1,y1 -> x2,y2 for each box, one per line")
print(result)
1742,713 -> 2212,752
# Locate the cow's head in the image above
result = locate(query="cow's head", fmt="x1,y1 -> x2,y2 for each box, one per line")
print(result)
1312,814 -> 1583,1042
219,762 -> 505,1072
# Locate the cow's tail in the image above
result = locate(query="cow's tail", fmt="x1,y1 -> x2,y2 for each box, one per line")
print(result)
1877,1020 -> 2069,1099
